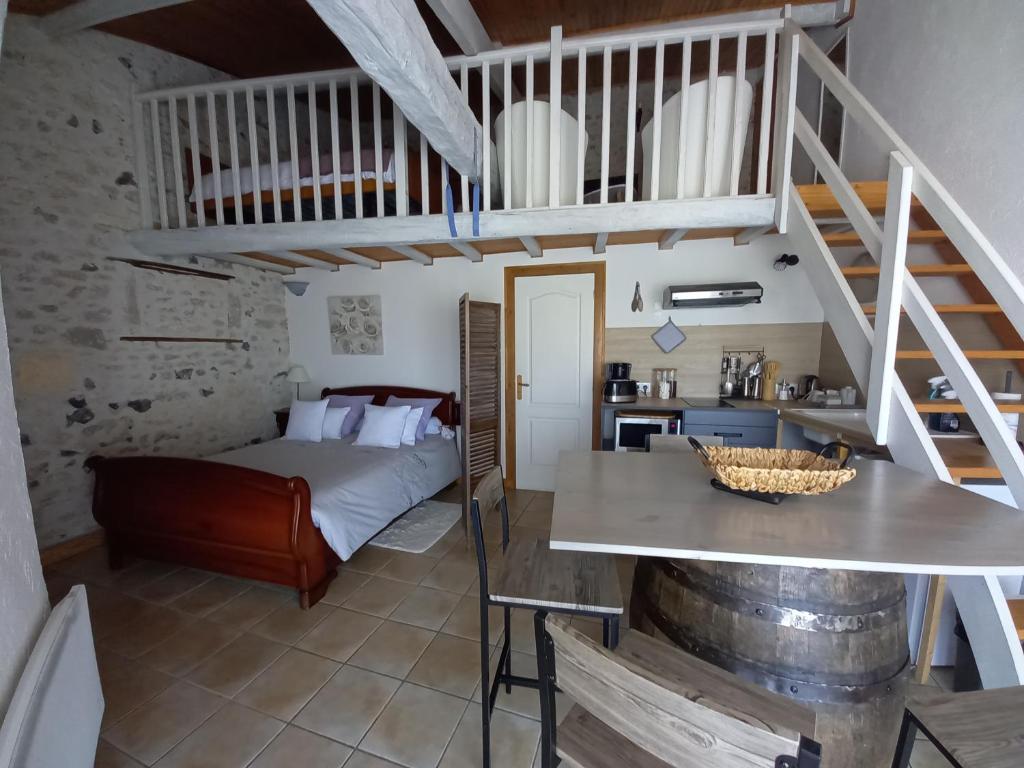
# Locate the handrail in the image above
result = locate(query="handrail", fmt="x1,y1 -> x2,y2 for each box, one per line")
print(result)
793,26 -> 1024,344
132,18 -> 782,234
793,113 -> 1024,508
786,182 -> 952,483
136,17 -> 784,101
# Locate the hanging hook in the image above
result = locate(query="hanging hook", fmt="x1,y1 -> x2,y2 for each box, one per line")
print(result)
631,281 -> 643,312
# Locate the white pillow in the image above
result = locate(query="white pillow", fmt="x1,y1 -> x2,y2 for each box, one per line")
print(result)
425,416 -> 442,435
285,398 -> 329,442
401,407 -> 424,446
355,404 -> 411,449
322,406 -> 351,440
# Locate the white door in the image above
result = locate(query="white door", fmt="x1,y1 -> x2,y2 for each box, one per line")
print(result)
514,273 -> 594,491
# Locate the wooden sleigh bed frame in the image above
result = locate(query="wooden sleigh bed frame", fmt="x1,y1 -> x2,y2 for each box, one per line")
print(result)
86,386 -> 458,608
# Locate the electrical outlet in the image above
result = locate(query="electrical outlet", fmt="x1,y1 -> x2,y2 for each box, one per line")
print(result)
636,381 -> 651,398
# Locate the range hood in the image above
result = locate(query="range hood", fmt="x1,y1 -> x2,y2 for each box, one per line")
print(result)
662,282 -> 763,308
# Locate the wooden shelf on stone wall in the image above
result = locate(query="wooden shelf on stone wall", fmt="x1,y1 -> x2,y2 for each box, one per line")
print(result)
108,257 -> 234,281
120,336 -> 244,343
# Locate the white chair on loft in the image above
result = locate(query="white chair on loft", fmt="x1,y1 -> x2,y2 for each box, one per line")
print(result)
641,75 -> 753,199
494,101 -> 587,209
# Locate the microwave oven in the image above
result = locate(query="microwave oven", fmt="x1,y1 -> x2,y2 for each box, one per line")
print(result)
614,410 -> 682,452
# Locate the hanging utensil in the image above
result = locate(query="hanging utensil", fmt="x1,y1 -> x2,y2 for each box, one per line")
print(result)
631,281 -> 643,313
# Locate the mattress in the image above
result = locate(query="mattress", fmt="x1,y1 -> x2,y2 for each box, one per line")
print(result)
208,434 -> 460,560
189,148 -> 396,203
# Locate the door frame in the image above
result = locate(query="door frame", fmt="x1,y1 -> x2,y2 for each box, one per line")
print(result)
503,260 -> 606,489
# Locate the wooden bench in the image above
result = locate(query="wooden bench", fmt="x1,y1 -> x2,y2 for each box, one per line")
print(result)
535,613 -> 821,768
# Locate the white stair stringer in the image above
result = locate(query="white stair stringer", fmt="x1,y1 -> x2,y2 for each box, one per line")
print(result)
793,114 -> 1024,508
788,184 -> 1024,687
795,26 -> 1024,341
787,185 -> 948,479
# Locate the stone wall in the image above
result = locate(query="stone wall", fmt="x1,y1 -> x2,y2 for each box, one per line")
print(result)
0,0 -> 52,719
0,15 -> 291,548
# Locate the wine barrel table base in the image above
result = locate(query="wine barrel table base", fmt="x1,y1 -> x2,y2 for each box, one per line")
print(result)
631,558 -> 910,768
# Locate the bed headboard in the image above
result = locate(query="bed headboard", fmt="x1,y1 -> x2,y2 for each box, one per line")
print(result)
320,386 -> 459,427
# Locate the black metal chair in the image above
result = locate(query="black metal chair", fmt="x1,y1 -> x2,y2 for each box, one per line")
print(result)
469,467 -> 622,768
534,611 -> 822,768
891,684 -> 1024,768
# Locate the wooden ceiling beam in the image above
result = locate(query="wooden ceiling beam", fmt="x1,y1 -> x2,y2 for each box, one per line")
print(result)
391,245 -> 434,265
129,197 -> 776,256
520,236 -> 542,258
658,229 -> 688,250
307,0 -> 481,179
42,0 -> 194,37
207,253 -> 294,274
450,241 -> 483,262
734,224 -> 774,245
267,251 -> 337,270
325,248 -> 382,269
424,0 -> 491,55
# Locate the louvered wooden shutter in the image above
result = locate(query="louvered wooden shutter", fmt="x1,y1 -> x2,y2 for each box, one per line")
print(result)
459,293 -> 501,540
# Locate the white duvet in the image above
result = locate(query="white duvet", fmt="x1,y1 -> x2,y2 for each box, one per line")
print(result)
189,150 -> 396,203
208,434 -> 460,560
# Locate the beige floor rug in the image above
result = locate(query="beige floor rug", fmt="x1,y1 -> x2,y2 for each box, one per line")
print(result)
368,500 -> 461,553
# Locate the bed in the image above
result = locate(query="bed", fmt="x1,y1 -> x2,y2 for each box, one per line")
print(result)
183,140 -> 501,225
184,147 -> 441,224
86,386 -> 460,608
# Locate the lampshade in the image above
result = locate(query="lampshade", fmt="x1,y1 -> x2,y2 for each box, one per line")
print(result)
286,365 -> 310,384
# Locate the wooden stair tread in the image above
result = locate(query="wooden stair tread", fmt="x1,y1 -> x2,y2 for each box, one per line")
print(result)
824,229 -> 947,247
1008,598 -> 1024,641
934,440 -> 1001,481
862,303 -> 1002,315
842,263 -> 973,277
914,400 -> 1024,414
798,180 -> 923,218
557,705 -> 672,768
896,350 -> 1024,360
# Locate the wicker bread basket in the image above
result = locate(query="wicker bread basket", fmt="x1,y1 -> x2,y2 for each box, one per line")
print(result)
687,437 -> 856,496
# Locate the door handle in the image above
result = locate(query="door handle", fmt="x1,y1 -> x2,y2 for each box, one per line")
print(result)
516,374 -> 530,400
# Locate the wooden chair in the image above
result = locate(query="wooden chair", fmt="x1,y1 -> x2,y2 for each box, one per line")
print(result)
469,467 -> 623,768
891,684 -> 1024,768
646,433 -> 725,452
534,612 -> 822,768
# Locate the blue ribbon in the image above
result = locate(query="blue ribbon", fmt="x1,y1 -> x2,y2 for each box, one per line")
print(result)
472,182 -> 480,237
443,160 -> 457,238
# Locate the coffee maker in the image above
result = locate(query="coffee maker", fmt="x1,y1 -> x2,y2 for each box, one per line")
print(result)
604,361 -> 638,403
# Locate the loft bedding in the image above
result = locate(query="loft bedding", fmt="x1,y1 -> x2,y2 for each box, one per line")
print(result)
189,147 -> 396,203
208,432 -> 459,560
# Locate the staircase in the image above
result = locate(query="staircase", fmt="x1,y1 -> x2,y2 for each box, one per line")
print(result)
771,22 -> 1024,688
798,180 -> 1023,483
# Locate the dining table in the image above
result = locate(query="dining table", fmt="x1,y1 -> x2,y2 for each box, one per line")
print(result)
548,449 -> 1024,768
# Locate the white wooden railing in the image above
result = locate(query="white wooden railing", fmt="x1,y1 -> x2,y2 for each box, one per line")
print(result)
781,20 -> 1024,688
130,18 -> 786,235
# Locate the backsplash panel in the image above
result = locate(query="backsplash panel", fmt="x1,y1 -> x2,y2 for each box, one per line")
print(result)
604,322 -> 824,397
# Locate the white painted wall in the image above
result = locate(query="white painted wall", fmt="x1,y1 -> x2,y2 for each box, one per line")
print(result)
837,0 -> 1024,666
286,235 -> 822,396
840,0 -> 1024,275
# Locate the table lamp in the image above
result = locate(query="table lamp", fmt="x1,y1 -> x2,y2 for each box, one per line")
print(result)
286,365 -> 310,400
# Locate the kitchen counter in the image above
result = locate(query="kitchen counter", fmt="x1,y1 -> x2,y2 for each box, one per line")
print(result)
601,397 -> 782,411
601,397 -> 690,410
777,407 -> 877,448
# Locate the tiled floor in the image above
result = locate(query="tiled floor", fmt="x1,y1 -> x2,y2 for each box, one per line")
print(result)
49,484 -> 952,768
48,487 -> 604,768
